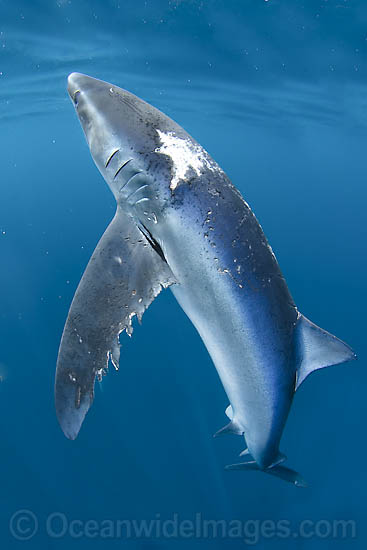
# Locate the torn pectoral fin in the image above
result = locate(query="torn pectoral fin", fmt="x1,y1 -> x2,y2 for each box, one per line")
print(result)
55,207 -> 176,440
54,362 -> 95,440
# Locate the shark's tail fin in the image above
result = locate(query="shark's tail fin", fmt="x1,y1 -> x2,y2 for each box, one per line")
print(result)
225,460 -> 307,488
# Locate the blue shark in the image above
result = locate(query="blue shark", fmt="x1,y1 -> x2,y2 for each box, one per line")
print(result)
55,73 -> 356,486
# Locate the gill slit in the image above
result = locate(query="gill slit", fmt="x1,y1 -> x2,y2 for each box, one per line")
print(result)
114,158 -> 133,179
119,171 -> 143,193
105,148 -> 119,168
135,197 -> 150,205
126,183 -> 149,202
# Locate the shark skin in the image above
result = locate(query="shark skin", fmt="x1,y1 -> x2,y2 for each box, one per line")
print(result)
55,73 -> 356,486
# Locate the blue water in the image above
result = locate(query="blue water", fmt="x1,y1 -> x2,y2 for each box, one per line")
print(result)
0,0 -> 366,548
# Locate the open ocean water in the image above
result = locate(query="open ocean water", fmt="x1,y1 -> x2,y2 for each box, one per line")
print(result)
0,0 -> 366,548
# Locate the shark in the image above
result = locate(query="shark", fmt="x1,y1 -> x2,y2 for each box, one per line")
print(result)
55,73 -> 356,486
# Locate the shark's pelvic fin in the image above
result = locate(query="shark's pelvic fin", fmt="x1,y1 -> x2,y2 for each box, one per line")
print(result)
239,448 -> 250,457
216,405 -> 244,437
225,404 -> 233,420
55,206 -> 176,440
225,459 -> 307,488
295,314 -> 356,391
213,421 -> 244,438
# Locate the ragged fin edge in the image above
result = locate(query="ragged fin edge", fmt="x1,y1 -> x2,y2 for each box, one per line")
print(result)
55,208 -> 176,440
225,461 -> 307,488
295,314 -> 356,391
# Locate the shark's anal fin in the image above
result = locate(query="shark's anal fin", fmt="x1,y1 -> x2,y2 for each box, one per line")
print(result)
295,314 -> 356,391
55,206 -> 176,440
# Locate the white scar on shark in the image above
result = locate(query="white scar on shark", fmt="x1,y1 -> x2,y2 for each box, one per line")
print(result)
155,130 -> 212,190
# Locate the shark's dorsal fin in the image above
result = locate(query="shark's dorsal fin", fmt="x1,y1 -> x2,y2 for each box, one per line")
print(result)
295,314 -> 356,391
55,206 -> 176,440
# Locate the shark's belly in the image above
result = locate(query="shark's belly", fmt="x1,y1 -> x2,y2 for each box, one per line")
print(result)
171,275 -> 295,465
160,188 -> 298,466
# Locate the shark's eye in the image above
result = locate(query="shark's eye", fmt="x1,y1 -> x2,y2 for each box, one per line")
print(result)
73,90 -> 81,106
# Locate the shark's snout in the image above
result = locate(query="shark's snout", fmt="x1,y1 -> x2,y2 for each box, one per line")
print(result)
67,73 -> 99,136
67,72 -> 81,99
67,72 -> 98,105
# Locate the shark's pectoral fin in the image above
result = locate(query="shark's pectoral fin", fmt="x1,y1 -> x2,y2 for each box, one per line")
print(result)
55,206 -> 176,440
295,314 -> 356,391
